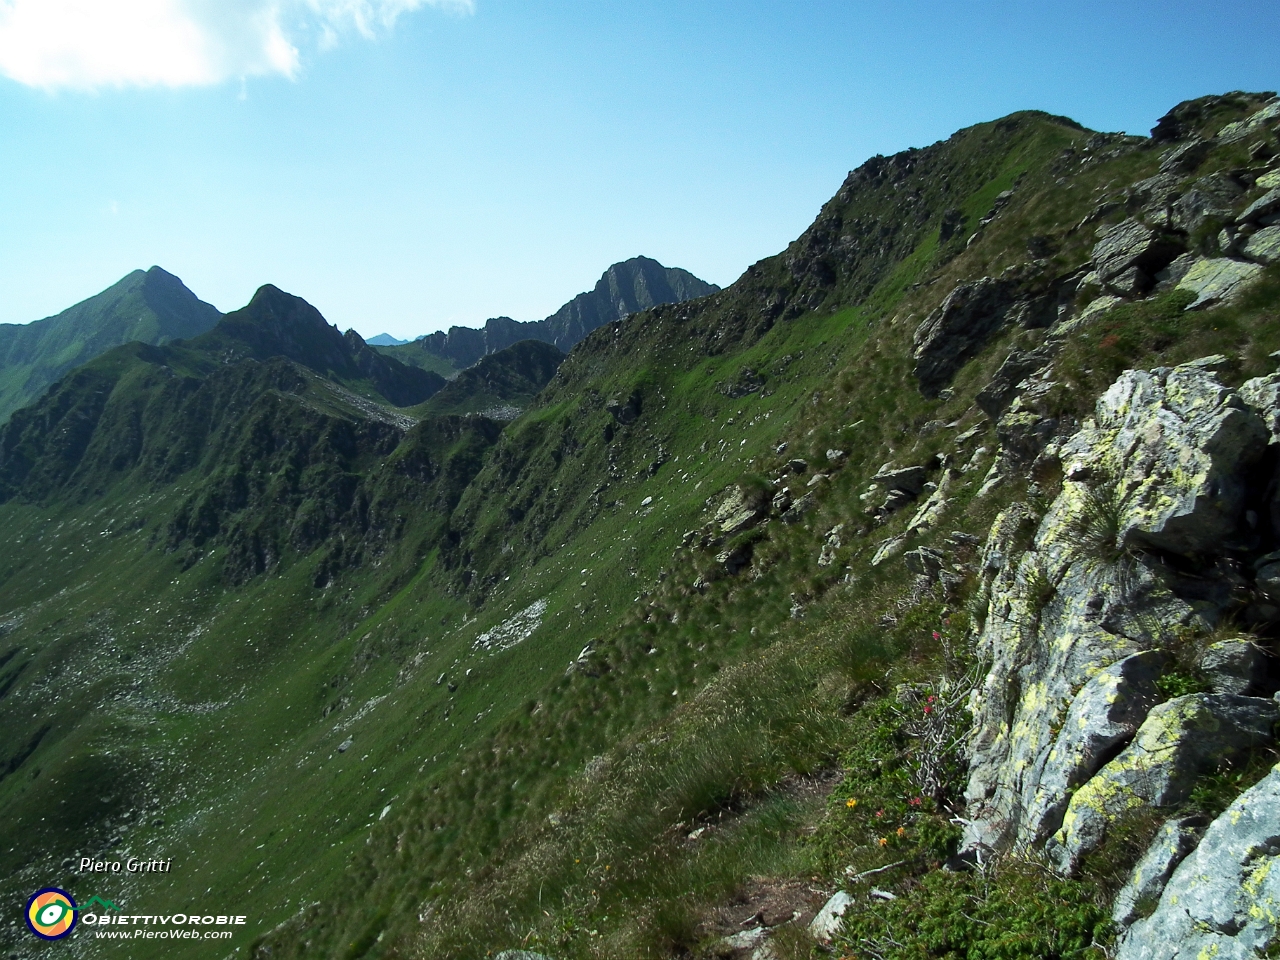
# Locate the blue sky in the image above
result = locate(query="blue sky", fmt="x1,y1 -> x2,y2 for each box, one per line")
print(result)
1,1 -> 1278,339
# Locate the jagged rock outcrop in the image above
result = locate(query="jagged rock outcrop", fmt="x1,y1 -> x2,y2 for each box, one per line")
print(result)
963,358 -> 1277,860
1089,219 -> 1184,296
1111,816 -> 1204,930
1115,762 -> 1280,960
1046,693 -> 1277,873
912,279 -> 1016,395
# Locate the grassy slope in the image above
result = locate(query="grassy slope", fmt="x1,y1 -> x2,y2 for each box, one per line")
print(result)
1,99 -> 1277,960
412,340 -> 565,419
0,267 -> 221,426
373,342 -> 462,380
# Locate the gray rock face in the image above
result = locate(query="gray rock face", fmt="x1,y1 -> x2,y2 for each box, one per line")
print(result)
871,464 -> 928,496
1239,186 -> 1280,225
809,891 -> 853,942
1047,694 -> 1278,873
1159,139 -> 1211,174
1200,639 -> 1268,695
716,484 -> 767,535
1171,173 -> 1245,233
1176,257 -> 1265,309
976,345 -> 1056,419
1091,219 -> 1183,293
912,278 -> 1016,395
1111,817 -> 1204,930
963,360 -> 1273,860
1240,371 -> 1280,442
1020,651 -> 1165,847
1058,362 -> 1267,556
1115,762 -> 1280,960
1243,224 -> 1280,265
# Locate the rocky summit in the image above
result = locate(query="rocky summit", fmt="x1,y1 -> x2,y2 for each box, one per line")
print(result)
2,92 -> 1280,960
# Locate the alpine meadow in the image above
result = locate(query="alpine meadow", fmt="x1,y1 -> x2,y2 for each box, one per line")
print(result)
4,89 -> 1280,960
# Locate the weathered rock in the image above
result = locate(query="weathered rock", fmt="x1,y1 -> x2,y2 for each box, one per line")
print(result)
1171,173 -> 1245,233
1091,219 -> 1183,291
817,524 -> 844,567
1239,186 -> 1280,224
495,952 -> 554,960
808,891 -> 853,942
606,391 -> 642,424
964,360 -> 1271,859
904,546 -> 945,577
906,469 -> 955,534
871,464 -> 928,496
1020,651 -> 1166,846
1158,138 -> 1211,174
1243,224 -> 1280,265
1115,761 -> 1280,960
1239,371 -> 1280,442
1177,257 -> 1265,309
1047,693 -> 1278,873
716,484 -> 767,535
1199,638 -> 1268,695
996,409 -> 1058,468
780,492 -> 814,524
976,346 -> 1057,419
1152,252 -> 1199,292
871,535 -> 908,567
912,278 -> 1016,395
1111,816 -> 1204,930
878,489 -> 915,514
1215,97 -> 1280,144
1058,361 -> 1268,556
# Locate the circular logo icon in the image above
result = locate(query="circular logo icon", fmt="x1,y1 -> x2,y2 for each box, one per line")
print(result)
26,887 -> 77,940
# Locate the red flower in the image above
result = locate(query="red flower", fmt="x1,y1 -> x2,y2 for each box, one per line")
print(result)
932,631 -> 941,641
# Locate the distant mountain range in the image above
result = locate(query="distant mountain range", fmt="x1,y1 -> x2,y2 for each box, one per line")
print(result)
0,266 -> 222,424
378,256 -> 718,373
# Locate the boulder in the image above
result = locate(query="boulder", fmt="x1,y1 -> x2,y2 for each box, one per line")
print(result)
1111,816 -> 1204,930
1171,173 -> 1245,233
1152,252 -> 1199,292
1238,186 -> 1280,224
1058,361 -> 1268,556
871,535 -> 908,567
1176,257 -> 1265,309
780,492 -> 814,525
1158,138 -> 1211,174
808,891 -> 853,942
1199,639 -> 1268,695
715,485 -> 767,535
1091,219 -> 1183,291
976,345 -> 1057,419
871,464 -> 928,496
904,546 -> 945,576
817,524 -> 844,567
912,278 -> 1017,395
1239,371 -> 1280,442
1047,693 -> 1278,874
1115,761 -> 1280,960
1243,224 -> 1280,265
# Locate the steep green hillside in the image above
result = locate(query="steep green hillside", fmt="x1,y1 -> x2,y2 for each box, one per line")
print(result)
414,340 -> 565,419
1,93 -> 1279,960
0,266 -> 222,425
379,256 -> 718,373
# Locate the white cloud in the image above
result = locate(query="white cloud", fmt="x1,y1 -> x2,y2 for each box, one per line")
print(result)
0,0 -> 471,91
